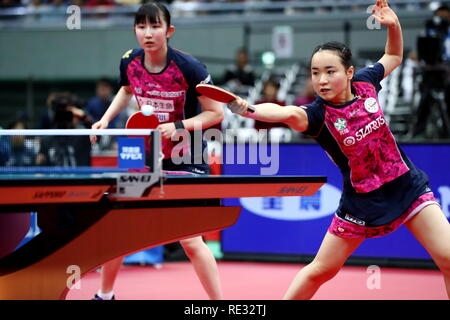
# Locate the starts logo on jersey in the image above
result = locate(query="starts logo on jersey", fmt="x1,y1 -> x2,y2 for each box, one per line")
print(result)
341,115 -> 386,146
355,115 -> 386,141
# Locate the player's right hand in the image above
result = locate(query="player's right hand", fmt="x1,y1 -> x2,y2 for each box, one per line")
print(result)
227,97 -> 250,116
90,119 -> 109,144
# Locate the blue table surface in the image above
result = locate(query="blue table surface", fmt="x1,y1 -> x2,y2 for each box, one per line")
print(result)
0,167 -> 327,186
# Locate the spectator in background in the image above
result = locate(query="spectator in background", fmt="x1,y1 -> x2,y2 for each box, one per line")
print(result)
425,4 -> 450,48
294,78 -> 316,106
0,0 -> 22,8
50,0 -> 66,8
0,130 -> 8,166
4,117 -> 36,167
223,48 -> 255,93
424,4 -> 450,62
411,4 -> 450,138
40,0 -> 69,21
84,78 -> 120,128
171,0 -> 200,18
84,0 -> 115,7
83,0 -> 116,19
40,91 -> 62,129
115,0 -> 141,5
254,77 -> 287,130
0,118 -> 37,167
401,50 -> 419,104
36,92 -> 93,167
26,0 -> 43,9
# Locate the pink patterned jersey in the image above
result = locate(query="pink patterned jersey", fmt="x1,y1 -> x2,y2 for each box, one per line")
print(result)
119,47 -> 212,163
302,63 -> 429,226
323,81 -> 409,193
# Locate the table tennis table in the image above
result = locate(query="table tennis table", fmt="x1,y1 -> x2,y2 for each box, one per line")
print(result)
0,128 -> 326,299
0,170 -> 326,300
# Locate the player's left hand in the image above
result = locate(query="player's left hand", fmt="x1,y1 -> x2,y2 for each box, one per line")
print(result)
372,0 -> 399,27
157,122 -> 177,139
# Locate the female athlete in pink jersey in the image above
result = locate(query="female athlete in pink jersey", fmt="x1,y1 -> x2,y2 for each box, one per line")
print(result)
91,2 -> 224,300
228,0 -> 450,299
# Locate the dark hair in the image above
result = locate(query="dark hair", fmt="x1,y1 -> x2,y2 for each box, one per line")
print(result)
436,4 -> 449,13
264,76 -> 280,90
50,92 -> 84,111
134,2 -> 171,27
311,41 -> 353,70
7,115 -> 28,130
97,77 -> 113,88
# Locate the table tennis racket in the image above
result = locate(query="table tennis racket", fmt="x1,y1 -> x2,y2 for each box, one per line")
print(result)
196,84 -> 255,113
125,111 -> 160,151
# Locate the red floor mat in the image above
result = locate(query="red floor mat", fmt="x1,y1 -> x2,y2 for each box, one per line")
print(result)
66,261 -> 447,300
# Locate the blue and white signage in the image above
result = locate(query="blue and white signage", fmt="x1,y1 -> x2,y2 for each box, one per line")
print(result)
239,184 -> 340,221
118,137 -> 145,169
222,143 -> 450,261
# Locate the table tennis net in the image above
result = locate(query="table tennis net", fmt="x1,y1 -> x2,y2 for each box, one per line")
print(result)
0,129 -> 162,174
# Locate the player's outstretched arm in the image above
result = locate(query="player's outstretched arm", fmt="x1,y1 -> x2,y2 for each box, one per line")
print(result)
156,96 -> 224,140
373,0 -> 403,78
93,86 -> 133,130
228,97 -> 309,132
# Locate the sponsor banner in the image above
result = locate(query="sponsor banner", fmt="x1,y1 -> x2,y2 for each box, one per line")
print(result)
118,137 -> 145,169
0,186 -> 108,204
239,184 -> 340,221
221,143 -> 450,260
116,172 -> 160,198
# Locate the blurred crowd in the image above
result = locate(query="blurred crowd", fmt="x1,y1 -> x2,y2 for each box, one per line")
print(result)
0,0 -> 434,20
1,0 -> 431,10
0,0 -> 136,9
0,77 -> 130,167
0,0 -> 266,9
1,1 -> 449,142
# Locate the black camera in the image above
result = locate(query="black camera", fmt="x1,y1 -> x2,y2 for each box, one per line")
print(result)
419,5 -> 450,66
49,93 -> 84,129
417,36 -> 444,65
426,14 -> 449,38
